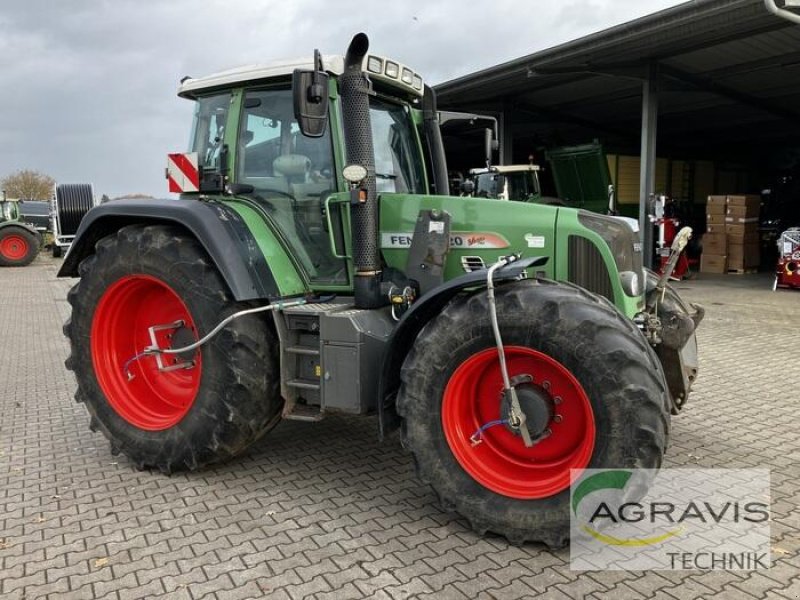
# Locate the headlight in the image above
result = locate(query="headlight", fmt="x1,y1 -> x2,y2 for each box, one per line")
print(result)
619,271 -> 640,296
367,56 -> 383,74
385,61 -> 399,78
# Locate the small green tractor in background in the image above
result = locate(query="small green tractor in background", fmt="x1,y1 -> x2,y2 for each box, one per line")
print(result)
0,194 -> 42,267
59,34 -> 702,545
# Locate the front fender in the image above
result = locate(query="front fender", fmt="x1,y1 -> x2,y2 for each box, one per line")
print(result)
0,222 -> 43,246
57,198 -> 282,301
377,255 -> 548,437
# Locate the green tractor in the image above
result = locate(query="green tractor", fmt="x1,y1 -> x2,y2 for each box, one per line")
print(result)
0,195 -> 42,267
59,34 -> 702,545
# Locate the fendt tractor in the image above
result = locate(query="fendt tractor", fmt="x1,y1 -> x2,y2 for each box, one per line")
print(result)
0,195 -> 42,267
59,34 -> 703,545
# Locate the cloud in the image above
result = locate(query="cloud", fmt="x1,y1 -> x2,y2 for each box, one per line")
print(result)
0,0 -> 683,197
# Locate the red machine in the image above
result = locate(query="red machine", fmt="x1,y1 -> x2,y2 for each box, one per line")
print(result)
775,228 -> 800,290
652,194 -> 691,280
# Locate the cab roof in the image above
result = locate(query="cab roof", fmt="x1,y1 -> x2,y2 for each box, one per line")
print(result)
178,55 -> 345,98
178,53 -> 424,98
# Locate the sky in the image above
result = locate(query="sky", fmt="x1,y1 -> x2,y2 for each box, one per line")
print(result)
0,0 -> 685,199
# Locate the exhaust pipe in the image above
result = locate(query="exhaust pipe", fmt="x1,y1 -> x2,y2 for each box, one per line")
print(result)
422,86 -> 450,196
339,33 -> 383,308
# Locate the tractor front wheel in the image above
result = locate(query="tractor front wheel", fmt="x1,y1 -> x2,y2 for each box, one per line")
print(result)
64,224 -> 283,472
0,227 -> 38,267
397,279 -> 670,546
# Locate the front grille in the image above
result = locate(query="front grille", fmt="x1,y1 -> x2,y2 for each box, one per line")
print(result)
568,235 -> 615,302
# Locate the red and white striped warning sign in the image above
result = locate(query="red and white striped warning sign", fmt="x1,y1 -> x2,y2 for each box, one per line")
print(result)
166,152 -> 200,193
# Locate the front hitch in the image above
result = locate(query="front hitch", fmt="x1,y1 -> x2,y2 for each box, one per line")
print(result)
639,269 -> 703,414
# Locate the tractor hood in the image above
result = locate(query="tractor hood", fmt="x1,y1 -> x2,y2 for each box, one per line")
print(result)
545,141 -> 612,214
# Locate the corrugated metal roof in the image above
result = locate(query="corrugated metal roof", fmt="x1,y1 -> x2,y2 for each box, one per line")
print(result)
435,0 -> 800,159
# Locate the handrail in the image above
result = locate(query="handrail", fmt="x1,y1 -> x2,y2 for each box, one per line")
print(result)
764,0 -> 800,25
324,194 -> 351,259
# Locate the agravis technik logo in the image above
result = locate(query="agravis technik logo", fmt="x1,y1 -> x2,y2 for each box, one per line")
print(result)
572,470 -> 682,546
570,469 -> 771,570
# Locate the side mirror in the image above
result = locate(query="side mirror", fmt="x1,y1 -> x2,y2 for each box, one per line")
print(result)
293,52 -> 329,138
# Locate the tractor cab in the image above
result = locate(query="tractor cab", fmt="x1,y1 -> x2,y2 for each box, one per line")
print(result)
169,52 -> 432,290
1,198 -> 21,222
468,165 -> 542,202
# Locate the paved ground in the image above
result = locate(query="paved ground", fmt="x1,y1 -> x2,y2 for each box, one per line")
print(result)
1,255 -> 798,600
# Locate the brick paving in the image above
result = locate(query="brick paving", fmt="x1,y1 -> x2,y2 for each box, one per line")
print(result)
1,255 -> 798,599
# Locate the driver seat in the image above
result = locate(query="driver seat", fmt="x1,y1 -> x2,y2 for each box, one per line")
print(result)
273,154 -> 311,184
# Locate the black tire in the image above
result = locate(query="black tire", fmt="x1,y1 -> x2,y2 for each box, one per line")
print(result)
64,224 -> 283,472
0,226 -> 39,267
52,244 -> 63,258
396,279 -> 669,546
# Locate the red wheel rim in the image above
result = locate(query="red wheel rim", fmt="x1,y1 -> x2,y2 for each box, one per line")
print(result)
0,234 -> 29,261
91,275 -> 202,430
442,346 -> 595,499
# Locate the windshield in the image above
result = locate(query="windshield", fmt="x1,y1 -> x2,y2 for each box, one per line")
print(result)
474,173 -> 500,198
2,202 -> 20,221
505,171 -> 541,201
189,93 -> 231,170
236,87 -> 346,285
474,171 -> 540,201
369,98 -> 425,194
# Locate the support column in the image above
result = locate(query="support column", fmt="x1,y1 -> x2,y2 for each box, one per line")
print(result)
639,62 -> 658,269
499,103 -> 514,165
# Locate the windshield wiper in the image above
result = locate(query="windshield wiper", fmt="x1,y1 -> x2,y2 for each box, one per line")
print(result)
375,172 -> 397,180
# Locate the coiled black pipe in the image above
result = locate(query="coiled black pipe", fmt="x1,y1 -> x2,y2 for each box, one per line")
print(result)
55,184 -> 94,236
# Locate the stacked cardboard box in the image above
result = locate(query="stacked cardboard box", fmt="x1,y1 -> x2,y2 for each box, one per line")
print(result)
725,195 -> 760,271
701,195 -> 728,273
701,194 -> 760,273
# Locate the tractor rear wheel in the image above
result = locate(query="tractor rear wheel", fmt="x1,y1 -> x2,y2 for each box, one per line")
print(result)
64,224 -> 283,472
397,279 -> 669,546
0,227 -> 38,267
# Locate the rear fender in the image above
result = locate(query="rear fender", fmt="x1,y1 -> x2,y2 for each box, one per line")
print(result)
378,255 -> 548,437
57,199 -> 283,301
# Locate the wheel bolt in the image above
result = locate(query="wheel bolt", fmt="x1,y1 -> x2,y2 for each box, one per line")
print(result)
554,396 -> 562,405
553,414 -> 563,423
542,381 -> 551,390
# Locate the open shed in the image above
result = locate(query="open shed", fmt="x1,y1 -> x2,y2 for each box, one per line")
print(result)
434,0 -> 800,269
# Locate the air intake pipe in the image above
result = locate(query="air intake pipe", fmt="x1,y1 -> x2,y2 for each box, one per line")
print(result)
339,33 -> 383,308
422,86 -> 450,196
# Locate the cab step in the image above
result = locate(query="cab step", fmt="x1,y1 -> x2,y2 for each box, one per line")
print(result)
286,378 -> 321,391
283,404 -> 324,422
286,345 -> 320,356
